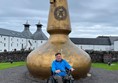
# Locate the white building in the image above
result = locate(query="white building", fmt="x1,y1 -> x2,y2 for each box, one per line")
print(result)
0,22 -> 48,52
0,21 -> 118,52
70,36 -> 118,51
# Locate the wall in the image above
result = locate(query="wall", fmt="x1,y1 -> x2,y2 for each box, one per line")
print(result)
114,41 -> 118,51
31,40 -> 47,49
1,34 -> 118,52
0,35 -> 9,52
77,45 -> 111,51
0,34 -> 47,52
0,50 -> 118,63
9,37 -> 29,51
0,35 -> 3,52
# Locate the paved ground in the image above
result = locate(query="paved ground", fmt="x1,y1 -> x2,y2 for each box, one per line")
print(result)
0,66 -> 118,83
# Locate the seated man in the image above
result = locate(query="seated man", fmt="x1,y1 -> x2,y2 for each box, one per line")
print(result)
51,53 -> 74,83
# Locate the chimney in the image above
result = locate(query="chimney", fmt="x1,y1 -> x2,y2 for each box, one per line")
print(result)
36,21 -> 43,31
22,20 -> 32,39
23,20 -> 30,31
32,21 -> 48,40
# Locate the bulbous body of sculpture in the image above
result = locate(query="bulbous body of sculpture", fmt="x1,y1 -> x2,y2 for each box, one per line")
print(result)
27,0 -> 91,79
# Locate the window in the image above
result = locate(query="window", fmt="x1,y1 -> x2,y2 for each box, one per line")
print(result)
4,38 -> 6,41
11,43 -> 12,47
41,41 -> 43,43
17,43 -> 18,46
4,43 -> 6,47
11,38 -> 13,41
17,39 -> 19,41
22,44 -> 23,49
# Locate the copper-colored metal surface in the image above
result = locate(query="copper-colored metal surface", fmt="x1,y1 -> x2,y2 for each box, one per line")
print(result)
27,0 -> 91,80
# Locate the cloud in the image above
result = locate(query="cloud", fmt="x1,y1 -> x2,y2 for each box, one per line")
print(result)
0,0 -> 118,38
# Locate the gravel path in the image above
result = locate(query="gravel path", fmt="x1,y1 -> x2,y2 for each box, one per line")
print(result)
0,66 -> 118,83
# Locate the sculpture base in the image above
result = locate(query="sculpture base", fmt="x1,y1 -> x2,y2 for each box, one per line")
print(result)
0,66 -> 118,83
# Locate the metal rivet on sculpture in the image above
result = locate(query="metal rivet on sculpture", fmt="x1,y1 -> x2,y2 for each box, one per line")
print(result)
26,0 -> 91,79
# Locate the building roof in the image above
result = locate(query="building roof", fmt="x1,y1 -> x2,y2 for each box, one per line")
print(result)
0,21 -> 48,40
98,36 -> 118,44
109,37 -> 118,44
114,39 -> 118,41
32,30 -> 48,40
0,28 -> 25,38
21,22 -> 33,39
32,22 -> 48,40
22,30 -> 32,39
70,37 -> 111,45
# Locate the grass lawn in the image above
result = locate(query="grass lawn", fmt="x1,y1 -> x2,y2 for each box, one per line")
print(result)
0,62 -> 26,70
0,62 -> 118,71
92,62 -> 118,71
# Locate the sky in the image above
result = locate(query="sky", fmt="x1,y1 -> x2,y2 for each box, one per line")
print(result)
0,0 -> 118,38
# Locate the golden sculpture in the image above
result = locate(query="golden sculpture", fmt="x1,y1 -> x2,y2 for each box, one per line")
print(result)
26,0 -> 91,79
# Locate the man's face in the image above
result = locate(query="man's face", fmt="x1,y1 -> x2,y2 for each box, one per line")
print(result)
56,54 -> 62,61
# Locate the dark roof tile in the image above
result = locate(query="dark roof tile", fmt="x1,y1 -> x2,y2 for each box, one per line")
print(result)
0,28 -> 25,38
70,37 -> 111,45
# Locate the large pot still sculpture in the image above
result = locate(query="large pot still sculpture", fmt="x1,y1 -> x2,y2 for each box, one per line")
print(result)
27,0 -> 91,79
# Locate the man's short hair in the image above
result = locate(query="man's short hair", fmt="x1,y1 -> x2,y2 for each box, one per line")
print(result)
55,53 -> 61,56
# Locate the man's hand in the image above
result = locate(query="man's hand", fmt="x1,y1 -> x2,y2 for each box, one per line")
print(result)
55,70 -> 61,73
70,68 -> 75,71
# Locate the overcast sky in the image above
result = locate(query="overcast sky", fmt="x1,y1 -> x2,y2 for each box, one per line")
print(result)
0,0 -> 118,38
